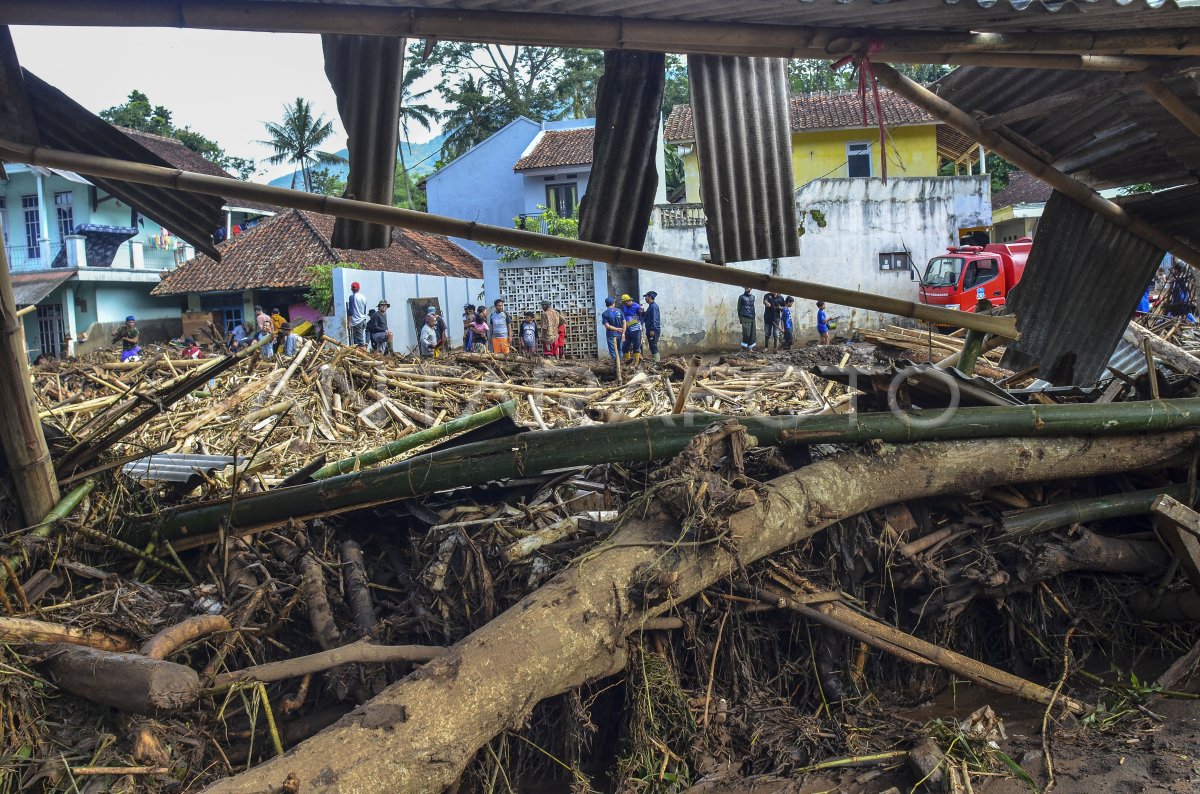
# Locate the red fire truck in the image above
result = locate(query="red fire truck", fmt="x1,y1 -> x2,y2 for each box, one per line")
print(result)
917,238 -> 1033,312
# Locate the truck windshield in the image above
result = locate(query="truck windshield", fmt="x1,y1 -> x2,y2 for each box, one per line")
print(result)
921,257 -> 962,287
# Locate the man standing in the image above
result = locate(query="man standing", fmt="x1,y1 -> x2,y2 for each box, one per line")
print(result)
537,300 -> 564,357
418,314 -> 438,358
642,291 -> 662,363
488,298 -> 511,355
367,299 -> 392,353
816,300 -> 831,345
427,305 -> 450,355
763,291 -> 781,350
113,315 -> 141,362
270,307 -> 287,333
254,305 -> 274,341
621,294 -> 644,368
462,303 -> 476,350
601,296 -> 625,360
737,287 -> 756,351
347,282 -> 368,347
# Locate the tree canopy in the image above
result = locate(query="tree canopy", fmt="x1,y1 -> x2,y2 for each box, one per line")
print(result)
100,90 -> 256,179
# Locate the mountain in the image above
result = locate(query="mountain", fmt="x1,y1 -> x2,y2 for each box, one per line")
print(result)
268,132 -> 447,189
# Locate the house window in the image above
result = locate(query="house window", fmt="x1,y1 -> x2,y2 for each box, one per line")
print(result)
200,294 -> 244,332
55,192 -> 74,241
879,252 -> 912,273
847,141 -> 872,178
545,182 -> 578,217
22,195 -> 40,258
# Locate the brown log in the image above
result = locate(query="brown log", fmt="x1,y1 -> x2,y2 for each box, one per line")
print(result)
31,643 -> 200,714
341,541 -> 376,636
0,616 -> 134,652
210,639 -> 444,690
140,615 -> 231,660
203,431 -> 1195,794
1017,528 -> 1169,585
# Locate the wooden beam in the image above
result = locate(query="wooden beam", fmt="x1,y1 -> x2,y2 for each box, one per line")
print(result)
1143,79 -> 1200,138
0,244 -> 59,524
0,138 -> 1020,338
1152,494 -> 1200,592
872,63 -> 1200,268
981,58 -> 1200,129
0,1 -> 1177,69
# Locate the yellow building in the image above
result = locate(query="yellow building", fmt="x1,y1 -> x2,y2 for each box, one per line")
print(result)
665,89 -> 980,204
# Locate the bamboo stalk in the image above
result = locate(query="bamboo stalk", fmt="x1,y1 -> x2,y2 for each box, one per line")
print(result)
209,638 -> 444,691
0,616 -> 134,652
1001,484 -> 1190,538
871,63 -> 1200,269
2,479 -> 96,587
269,339 -> 311,399
0,139 -> 1019,338
672,355 -> 702,415
311,399 -> 518,480
151,397 -> 1200,542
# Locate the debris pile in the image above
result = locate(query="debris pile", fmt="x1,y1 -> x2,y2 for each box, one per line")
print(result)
3,326 -> 1200,793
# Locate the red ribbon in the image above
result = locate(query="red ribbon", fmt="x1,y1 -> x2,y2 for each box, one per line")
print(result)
832,38 -> 888,183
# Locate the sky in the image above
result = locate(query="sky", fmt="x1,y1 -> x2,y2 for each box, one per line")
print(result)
10,26 -> 447,182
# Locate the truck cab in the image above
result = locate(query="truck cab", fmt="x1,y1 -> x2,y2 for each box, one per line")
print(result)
918,238 -> 1032,312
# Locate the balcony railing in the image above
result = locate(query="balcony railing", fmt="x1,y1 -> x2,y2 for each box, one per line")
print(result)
142,245 -> 184,270
654,203 -> 706,229
5,244 -> 66,271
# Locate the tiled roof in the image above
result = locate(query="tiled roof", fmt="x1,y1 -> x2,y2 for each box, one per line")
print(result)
992,170 -> 1054,209
664,89 -> 936,142
513,128 -> 595,171
116,127 -> 279,214
153,209 -> 482,295
12,269 -> 76,307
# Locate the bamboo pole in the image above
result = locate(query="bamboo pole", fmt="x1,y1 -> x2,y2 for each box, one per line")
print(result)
0,1 -> 1188,65
152,397 -> 1200,542
1001,484 -> 1190,538
1143,80 -> 1200,138
0,140 -> 1019,339
311,399 -> 518,480
0,244 -> 59,524
0,617 -> 134,652
672,355 -> 702,414
209,639 -> 444,691
2,480 -> 96,587
870,63 -> 1200,268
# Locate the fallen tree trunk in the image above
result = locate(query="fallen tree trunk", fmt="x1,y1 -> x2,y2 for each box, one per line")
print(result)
157,397 -> 1200,542
204,430 -> 1197,794
1125,320 -> 1200,375
31,643 -> 200,714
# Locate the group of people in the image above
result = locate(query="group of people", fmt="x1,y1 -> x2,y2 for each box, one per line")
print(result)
460,299 -> 569,358
601,292 -> 661,367
737,289 -> 831,350
225,304 -> 305,357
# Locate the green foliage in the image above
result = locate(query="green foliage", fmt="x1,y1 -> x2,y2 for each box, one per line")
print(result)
393,163 -> 427,211
490,205 -> 578,263
664,144 -> 685,196
985,153 -> 1016,194
617,646 -> 696,792
1120,183 -> 1153,196
305,263 -> 336,314
309,168 -> 346,198
100,90 -> 255,178
259,98 -> 347,192
397,43 -> 439,209
556,49 -> 605,119
662,54 -> 690,117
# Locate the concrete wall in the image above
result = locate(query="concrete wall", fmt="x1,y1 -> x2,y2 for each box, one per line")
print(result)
330,266 -> 484,354
645,175 -> 991,352
483,257 -> 609,357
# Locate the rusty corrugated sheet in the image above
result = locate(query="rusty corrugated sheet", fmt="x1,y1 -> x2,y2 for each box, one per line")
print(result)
688,55 -> 798,264
322,34 -> 403,250
1000,191 -> 1164,386
17,70 -> 226,260
578,50 -> 664,251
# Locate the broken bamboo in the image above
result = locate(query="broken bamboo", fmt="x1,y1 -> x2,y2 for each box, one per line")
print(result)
1001,484 -> 1190,538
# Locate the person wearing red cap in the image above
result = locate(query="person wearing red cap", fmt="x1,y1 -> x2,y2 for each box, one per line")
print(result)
347,281 -> 368,347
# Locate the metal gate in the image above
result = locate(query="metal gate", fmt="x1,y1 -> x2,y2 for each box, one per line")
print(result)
36,303 -> 66,359
498,262 -> 597,358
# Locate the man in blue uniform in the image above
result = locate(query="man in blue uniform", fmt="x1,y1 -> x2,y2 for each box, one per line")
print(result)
642,291 -> 662,363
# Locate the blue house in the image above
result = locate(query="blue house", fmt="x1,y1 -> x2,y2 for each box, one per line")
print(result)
423,117 -> 595,259
6,128 -> 273,359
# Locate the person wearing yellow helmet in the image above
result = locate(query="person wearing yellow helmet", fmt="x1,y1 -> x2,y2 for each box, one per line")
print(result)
620,294 -> 644,369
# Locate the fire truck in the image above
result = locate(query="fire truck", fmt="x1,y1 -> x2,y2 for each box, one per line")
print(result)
917,238 -> 1032,312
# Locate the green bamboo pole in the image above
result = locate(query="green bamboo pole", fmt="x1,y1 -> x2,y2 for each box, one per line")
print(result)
0,139 -> 1018,339
148,398 -> 1200,544
2,480 -> 95,587
311,400 -> 518,480
1001,483 -> 1191,538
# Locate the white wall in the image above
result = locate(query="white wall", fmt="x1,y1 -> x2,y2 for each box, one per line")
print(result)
331,267 -> 484,354
643,176 -> 991,352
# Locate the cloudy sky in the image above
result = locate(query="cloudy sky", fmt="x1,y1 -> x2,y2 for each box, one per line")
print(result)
10,26 -> 446,181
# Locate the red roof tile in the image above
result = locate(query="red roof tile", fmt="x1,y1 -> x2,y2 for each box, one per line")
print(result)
152,209 -> 482,296
116,127 -> 279,214
664,89 -> 936,142
513,128 -> 595,171
992,170 -> 1053,209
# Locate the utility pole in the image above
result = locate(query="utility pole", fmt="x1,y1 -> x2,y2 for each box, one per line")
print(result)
0,245 -> 60,523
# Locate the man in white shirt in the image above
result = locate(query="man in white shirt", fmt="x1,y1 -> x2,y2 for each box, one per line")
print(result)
347,281 -> 369,347
418,314 -> 438,357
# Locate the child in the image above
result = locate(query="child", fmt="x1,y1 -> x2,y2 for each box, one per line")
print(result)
816,300 -> 830,345
462,303 -> 476,350
781,297 -> 795,350
520,311 -> 539,356
469,308 -> 490,353
180,337 -> 204,360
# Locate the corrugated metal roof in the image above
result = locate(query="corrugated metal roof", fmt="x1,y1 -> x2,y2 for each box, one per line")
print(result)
1116,184 -> 1200,247
578,50 -> 663,251
933,66 -> 1200,191
122,453 -> 245,483
813,362 -> 1023,408
322,34 -> 403,250
10,269 -> 74,307
1000,191 -> 1164,385
19,70 -> 227,260
689,55 -> 799,264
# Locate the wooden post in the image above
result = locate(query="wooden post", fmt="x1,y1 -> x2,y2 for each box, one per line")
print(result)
671,355 -> 701,414
1151,494 -> 1200,591
0,245 -> 59,524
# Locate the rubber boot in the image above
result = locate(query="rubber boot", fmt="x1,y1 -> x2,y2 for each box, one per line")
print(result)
632,352 -> 642,369
653,352 -> 661,363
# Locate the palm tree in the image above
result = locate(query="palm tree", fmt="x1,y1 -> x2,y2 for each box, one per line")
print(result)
397,58 -> 438,209
259,98 -> 346,193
